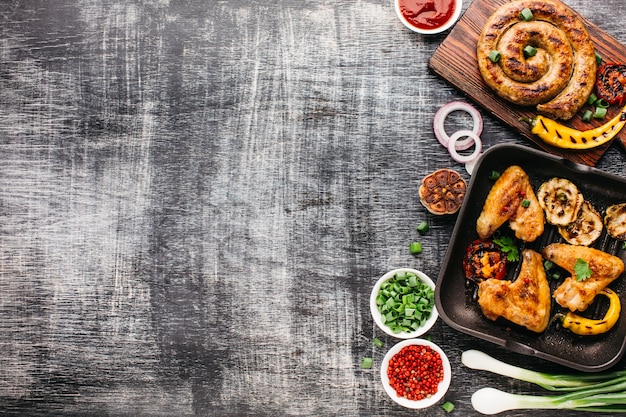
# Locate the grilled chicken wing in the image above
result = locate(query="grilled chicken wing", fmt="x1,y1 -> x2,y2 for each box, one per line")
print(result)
543,243 -> 625,312
476,165 -> 544,242
509,176 -> 545,242
478,249 -> 551,333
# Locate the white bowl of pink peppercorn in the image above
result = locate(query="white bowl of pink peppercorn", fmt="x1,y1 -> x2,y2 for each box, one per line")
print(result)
380,338 -> 451,409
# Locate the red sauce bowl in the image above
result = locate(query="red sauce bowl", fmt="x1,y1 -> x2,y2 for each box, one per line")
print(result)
395,0 -> 463,34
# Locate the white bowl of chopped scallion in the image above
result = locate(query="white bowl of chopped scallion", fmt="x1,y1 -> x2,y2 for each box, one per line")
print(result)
370,268 -> 438,338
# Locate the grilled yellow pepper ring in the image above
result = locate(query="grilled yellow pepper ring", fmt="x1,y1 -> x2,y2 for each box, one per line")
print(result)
521,104 -> 626,150
562,288 -> 621,335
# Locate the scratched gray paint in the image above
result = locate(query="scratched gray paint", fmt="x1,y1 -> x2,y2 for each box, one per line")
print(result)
0,0 -> 625,416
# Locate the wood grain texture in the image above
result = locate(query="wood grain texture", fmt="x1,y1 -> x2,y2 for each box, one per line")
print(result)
0,0 -> 624,416
429,0 -> 626,166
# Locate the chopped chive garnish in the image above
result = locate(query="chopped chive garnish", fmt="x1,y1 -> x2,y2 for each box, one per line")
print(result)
552,271 -> 562,280
416,221 -> 429,235
621,241 -> 626,250
595,98 -> 610,109
488,50 -> 501,63
442,401 -> 455,412
582,109 -> 592,122
375,271 -> 435,334
593,106 -> 608,119
361,357 -> 373,369
544,260 -> 554,271
521,199 -> 530,208
409,242 -> 423,255
373,338 -> 384,348
520,7 -> 533,21
596,51 -> 603,65
523,45 -> 537,57
587,93 -> 597,105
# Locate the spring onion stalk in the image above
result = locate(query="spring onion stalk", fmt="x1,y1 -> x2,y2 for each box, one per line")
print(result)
473,386 -> 626,414
465,350 -> 626,414
462,350 -> 626,391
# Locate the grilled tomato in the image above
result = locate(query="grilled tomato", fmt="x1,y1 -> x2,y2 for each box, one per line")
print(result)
463,239 -> 507,283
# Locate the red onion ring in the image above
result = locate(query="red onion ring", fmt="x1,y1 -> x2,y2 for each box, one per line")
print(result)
447,129 -> 482,163
433,101 -> 483,151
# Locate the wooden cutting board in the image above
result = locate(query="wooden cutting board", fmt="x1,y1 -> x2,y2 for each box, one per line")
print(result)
429,0 -> 626,166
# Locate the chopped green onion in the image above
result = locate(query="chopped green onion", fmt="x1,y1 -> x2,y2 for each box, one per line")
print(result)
520,7 -> 533,21
587,93 -> 597,105
543,260 -> 554,271
488,50 -> 501,63
373,338 -> 384,348
521,199 -> 530,208
593,106 -> 608,119
595,98 -> 610,109
551,271 -> 562,280
622,241 -> 626,250
361,357 -> 373,369
409,242 -> 423,255
523,45 -> 537,57
582,109 -> 592,122
596,51 -> 603,65
441,401 -> 455,412
416,221 -> 429,235
375,271 -> 435,334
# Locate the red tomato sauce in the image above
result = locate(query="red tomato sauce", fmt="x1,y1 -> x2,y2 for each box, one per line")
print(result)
398,0 -> 457,31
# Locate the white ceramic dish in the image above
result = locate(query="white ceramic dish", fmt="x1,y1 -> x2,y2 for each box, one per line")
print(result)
380,338 -> 452,409
370,268 -> 438,339
394,0 -> 463,35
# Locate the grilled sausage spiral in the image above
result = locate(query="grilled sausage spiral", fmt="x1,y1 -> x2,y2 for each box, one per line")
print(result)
477,0 -> 596,120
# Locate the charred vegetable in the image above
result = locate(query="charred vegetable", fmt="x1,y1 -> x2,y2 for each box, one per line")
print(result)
596,63 -> 626,106
557,201 -> 603,246
520,103 -> 626,150
604,202 -> 626,240
463,239 -> 508,283
561,288 -> 621,336
537,177 -> 584,226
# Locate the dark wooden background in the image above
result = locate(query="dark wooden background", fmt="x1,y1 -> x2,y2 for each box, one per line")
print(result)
0,1 -> 625,416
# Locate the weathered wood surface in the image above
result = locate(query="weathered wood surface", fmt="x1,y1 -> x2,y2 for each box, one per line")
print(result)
429,0 -> 626,166
0,1 -> 625,416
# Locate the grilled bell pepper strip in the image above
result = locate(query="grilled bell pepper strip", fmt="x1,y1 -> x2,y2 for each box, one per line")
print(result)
520,103 -> 626,150
561,288 -> 621,336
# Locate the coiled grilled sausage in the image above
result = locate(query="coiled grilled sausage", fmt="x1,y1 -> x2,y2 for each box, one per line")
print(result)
477,0 -> 596,120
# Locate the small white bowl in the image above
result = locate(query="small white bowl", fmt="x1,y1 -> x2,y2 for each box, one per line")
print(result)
395,0 -> 463,35
381,339 -> 452,409
370,268 -> 438,339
